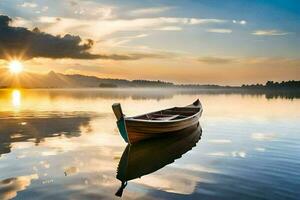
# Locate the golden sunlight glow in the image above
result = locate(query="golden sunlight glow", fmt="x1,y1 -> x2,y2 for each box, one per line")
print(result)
9,60 -> 24,74
12,89 -> 21,108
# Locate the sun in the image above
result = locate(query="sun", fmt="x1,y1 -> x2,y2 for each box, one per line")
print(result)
9,60 -> 24,74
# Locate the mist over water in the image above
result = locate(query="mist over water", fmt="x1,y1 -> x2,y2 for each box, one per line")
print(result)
0,88 -> 299,200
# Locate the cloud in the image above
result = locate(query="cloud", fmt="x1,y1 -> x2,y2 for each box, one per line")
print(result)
156,26 -> 182,31
74,6 -> 115,19
67,1 -> 116,19
252,30 -> 290,36
94,53 -> 168,60
208,139 -> 232,144
0,15 -> 99,59
208,151 -> 246,158
19,2 -> 38,8
198,56 -> 236,64
102,34 -> 149,46
255,147 -> 266,152
0,15 -> 164,60
197,56 -> 300,67
231,151 -> 246,158
129,7 -> 173,16
0,174 -> 38,200
251,133 -> 276,141
41,6 -> 48,12
132,169 -> 201,195
233,20 -> 247,25
133,34 -> 148,38
207,152 -> 227,156
37,16 -> 227,39
188,18 -> 226,25
206,29 -> 232,33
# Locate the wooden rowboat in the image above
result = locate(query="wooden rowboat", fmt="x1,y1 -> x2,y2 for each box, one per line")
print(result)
112,99 -> 203,144
115,123 -> 202,197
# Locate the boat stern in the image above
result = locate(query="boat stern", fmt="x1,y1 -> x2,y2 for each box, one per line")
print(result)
112,103 -> 130,144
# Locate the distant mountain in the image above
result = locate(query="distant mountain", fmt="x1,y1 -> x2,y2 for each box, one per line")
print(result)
0,69 -> 75,88
0,68 -> 173,88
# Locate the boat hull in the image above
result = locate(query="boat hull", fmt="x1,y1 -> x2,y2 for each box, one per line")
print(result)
125,111 -> 201,143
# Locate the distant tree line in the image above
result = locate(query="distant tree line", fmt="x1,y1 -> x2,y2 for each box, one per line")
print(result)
131,80 -> 174,87
98,79 -> 174,88
242,80 -> 300,90
177,84 -> 234,89
96,79 -> 300,89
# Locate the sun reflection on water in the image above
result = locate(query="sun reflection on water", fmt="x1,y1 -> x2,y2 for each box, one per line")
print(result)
12,89 -> 21,108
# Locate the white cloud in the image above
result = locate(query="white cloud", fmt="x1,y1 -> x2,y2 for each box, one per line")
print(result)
189,18 -> 226,25
233,20 -> 247,25
132,170 -> 201,194
74,9 -> 84,15
231,151 -> 246,158
207,152 -> 227,156
41,6 -> 48,12
133,33 -> 149,38
74,6 -> 115,19
208,151 -> 246,158
38,16 -> 61,23
19,2 -> 38,8
156,26 -> 182,31
37,17 -> 227,38
206,29 -> 232,33
208,139 -> 232,144
255,147 -> 266,152
103,34 -> 149,47
129,6 -> 173,16
252,30 -> 290,36
18,2 -> 48,13
251,132 -> 276,141
68,1 -> 116,19
240,20 -> 247,25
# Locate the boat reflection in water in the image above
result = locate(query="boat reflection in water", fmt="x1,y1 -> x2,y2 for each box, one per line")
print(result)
115,123 -> 202,197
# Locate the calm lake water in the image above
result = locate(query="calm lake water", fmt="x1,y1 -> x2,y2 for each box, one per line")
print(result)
0,88 -> 299,200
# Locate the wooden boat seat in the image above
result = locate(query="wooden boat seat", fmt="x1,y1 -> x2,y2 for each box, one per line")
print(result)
154,115 -> 180,120
146,114 -> 180,121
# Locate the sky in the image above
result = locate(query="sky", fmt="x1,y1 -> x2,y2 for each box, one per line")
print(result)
0,0 -> 299,85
